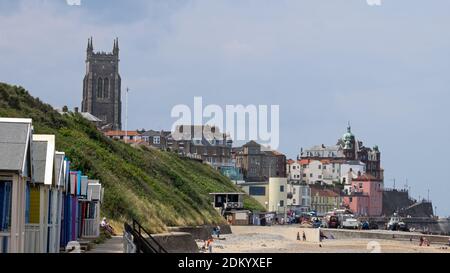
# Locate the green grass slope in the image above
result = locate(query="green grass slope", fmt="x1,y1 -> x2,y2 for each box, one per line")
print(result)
0,83 -> 264,233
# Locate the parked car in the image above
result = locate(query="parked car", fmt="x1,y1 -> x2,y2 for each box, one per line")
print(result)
387,213 -> 408,231
311,217 -> 322,228
327,215 -> 340,229
341,218 -> 360,229
369,221 -> 379,230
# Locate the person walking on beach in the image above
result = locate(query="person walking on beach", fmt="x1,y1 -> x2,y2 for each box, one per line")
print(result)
216,226 -> 221,239
302,231 -> 307,241
207,239 -> 214,253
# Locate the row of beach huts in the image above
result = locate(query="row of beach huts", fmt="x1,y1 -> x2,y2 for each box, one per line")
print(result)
0,118 -> 103,253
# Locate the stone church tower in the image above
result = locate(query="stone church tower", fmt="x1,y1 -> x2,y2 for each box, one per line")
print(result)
82,37 -> 122,130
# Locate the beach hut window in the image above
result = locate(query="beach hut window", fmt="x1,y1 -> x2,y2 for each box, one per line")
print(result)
0,181 -> 12,231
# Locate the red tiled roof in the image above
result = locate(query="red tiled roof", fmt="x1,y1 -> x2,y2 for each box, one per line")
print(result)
299,159 -> 310,165
104,130 -> 141,136
310,186 -> 340,197
353,174 -> 382,181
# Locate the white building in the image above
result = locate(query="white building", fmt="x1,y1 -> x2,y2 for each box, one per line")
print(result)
299,159 -> 367,187
287,183 -> 311,213
286,160 -> 301,182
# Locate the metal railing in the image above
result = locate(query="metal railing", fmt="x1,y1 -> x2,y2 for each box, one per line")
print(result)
124,219 -> 168,253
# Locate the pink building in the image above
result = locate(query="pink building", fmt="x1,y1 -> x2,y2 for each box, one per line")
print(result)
343,174 -> 383,217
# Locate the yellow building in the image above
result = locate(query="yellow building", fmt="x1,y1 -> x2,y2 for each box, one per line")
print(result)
240,178 -> 288,214
310,186 -> 343,216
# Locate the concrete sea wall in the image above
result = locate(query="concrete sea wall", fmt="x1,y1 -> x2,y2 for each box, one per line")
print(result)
152,232 -> 199,253
168,225 -> 232,240
321,229 -> 450,245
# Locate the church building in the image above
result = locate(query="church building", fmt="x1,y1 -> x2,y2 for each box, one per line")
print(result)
81,37 -> 122,130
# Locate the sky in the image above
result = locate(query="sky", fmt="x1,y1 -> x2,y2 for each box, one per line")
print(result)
0,0 -> 449,216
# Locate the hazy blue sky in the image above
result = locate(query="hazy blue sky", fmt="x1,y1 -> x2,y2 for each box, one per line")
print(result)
1,0 -> 449,215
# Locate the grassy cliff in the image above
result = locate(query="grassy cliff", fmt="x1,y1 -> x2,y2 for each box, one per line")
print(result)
0,83 -> 264,233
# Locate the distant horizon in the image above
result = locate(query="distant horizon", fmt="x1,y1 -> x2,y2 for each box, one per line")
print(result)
1,0 -> 449,216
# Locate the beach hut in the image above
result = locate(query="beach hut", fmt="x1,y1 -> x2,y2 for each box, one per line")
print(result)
67,171 -> 81,243
60,160 -> 73,248
0,118 -> 33,253
47,151 -> 65,253
25,134 -> 55,253
80,179 -> 102,238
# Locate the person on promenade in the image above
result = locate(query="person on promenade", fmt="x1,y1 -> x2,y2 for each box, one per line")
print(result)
302,232 -> 307,241
101,217 -> 117,236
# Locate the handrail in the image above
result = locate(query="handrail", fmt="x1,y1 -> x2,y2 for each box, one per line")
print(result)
132,219 -> 168,253
124,222 -> 157,253
124,219 -> 168,253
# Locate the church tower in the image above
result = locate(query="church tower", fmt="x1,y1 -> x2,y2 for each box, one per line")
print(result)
342,124 -> 356,160
82,37 -> 122,130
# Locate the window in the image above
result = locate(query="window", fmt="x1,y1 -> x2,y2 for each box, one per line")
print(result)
292,199 -> 296,205
0,181 -> 13,231
249,186 -> 266,196
280,185 -> 284,192
318,165 -> 322,169
153,136 -> 161,145
318,175 -> 322,179
303,174 -> 307,177
103,78 -> 109,98
310,174 -> 313,178
97,77 -> 103,98
279,200 -> 284,207
359,183 -> 363,189
323,166 -> 326,170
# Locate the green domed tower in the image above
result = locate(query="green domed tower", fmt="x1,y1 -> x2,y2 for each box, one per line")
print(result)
342,123 -> 356,160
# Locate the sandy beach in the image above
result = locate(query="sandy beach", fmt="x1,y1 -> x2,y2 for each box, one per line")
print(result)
209,226 -> 450,253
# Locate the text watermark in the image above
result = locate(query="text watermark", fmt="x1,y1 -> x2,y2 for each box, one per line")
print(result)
171,97 -> 280,150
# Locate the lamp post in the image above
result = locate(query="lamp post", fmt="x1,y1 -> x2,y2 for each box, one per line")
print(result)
125,87 -> 129,144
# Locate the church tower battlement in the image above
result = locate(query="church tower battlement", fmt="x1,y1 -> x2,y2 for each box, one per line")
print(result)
82,37 -> 122,130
